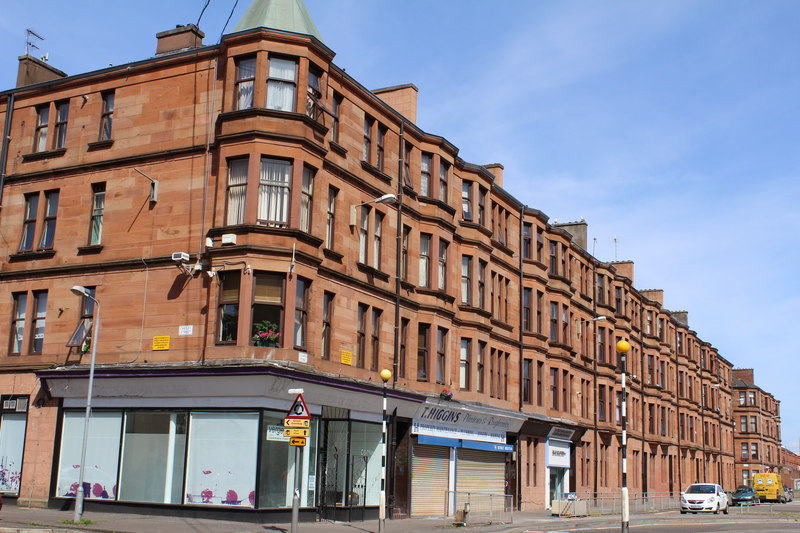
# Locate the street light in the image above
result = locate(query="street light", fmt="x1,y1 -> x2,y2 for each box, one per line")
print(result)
616,339 -> 631,533
348,193 -> 397,227
379,368 -> 392,533
70,285 -> 100,523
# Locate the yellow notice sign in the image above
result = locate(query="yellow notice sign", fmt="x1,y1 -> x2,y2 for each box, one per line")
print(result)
152,336 -> 170,351
284,428 -> 310,437
341,350 -> 352,366
290,437 -> 307,447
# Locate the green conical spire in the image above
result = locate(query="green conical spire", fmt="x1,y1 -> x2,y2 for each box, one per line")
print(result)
231,0 -> 323,42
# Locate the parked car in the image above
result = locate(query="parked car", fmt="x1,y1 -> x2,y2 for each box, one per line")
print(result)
680,483 -> 729,514
731,485 -> 758,506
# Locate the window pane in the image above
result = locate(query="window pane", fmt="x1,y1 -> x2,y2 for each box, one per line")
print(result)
57,411 -> 122,499
267,59 -> 297,111
236,57 -> 256,110
11,293 -> 27,353
254,273 -> 282,303
227,159 -> 248,225
118,411 -> 187,504
31,291 -> 47,353
0,413 -> 27,494
349,422 -> 382,506
258,158 -> 291,226
185,412 -> 259,507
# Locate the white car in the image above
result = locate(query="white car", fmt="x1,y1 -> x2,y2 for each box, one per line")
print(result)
680,483 -> 729,514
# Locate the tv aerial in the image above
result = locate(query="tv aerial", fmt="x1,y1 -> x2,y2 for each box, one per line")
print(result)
25,28 -> 44,56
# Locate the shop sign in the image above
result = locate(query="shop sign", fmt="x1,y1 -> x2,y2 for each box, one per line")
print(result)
266,425 -> 290,442
546,438 -> 571,468
411,402 -> 523,444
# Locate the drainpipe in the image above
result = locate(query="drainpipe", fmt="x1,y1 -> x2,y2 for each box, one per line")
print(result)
640,324 -> 647,496
518,206 -> 525,412
675,325 -> 682,493
0,92 -> 16,206
517,205 -> 526,511
592,240 -> 599,497
389,120 -> 405,519
392,121 -> 404,387
199,50 -> 221,365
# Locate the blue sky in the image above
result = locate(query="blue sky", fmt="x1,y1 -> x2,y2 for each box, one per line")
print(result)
2,1 -> 799,453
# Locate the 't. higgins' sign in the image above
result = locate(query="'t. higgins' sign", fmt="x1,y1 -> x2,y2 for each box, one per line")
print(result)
411,402 -> 525,444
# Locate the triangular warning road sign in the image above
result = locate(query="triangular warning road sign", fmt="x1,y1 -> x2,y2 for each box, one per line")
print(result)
285,393 -> 311,419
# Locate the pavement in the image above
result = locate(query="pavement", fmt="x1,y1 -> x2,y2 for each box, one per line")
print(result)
0,502 -> 558,533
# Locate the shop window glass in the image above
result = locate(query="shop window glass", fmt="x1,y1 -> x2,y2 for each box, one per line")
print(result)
321,420 -> 349,505
118,411 -> 187,504
57,411 -> 122,499
258,411 -> 318,508
349,421 -> 382,506
185,411 -> 259,507
0,412 -> 27,494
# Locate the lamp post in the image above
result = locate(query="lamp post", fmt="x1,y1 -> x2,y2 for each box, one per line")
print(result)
70,285 -> 100,523
616,339 -> 630,533
379,369 -> 392,533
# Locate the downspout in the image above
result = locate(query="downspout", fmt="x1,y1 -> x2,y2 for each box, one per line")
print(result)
198,49 -> 221,364
392,121 -> 404,387
675,325 -> 682,492
640,319 -> 647,496
0,92 -> 16,206
518,206 -> 525,412
389,120 -> 404,519
517,205 -> 525,511
592,241 -> 599,497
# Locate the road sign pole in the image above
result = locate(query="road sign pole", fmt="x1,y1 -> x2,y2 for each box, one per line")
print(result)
291,444 -> 301,533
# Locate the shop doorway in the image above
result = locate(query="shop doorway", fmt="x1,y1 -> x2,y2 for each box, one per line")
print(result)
549,467 -> 566,505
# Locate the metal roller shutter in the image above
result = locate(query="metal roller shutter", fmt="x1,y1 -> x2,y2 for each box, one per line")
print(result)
455,448 -> 507,513
411,444 -> 450,516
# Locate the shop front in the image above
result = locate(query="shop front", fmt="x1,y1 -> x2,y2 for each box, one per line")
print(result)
37,363 -> 423,520
546,436 -> 571,506
407,401 -> 525,517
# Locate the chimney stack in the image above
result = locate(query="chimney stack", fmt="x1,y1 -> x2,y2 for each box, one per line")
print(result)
374,84 -> 418,124
484,164 -> 504,187
16,55 -> 67,87
156,24 -> 205,56
555,221 -> 588,250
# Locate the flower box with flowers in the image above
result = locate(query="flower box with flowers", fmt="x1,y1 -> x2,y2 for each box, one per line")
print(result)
439,388 -> 453,401
252,320 -> 281,347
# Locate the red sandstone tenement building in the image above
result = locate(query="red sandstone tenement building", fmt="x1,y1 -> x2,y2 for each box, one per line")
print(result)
0,0 -> 779,521
731,369 -> 782,487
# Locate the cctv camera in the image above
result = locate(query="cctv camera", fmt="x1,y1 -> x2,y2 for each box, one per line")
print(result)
172,252 -> 190,263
